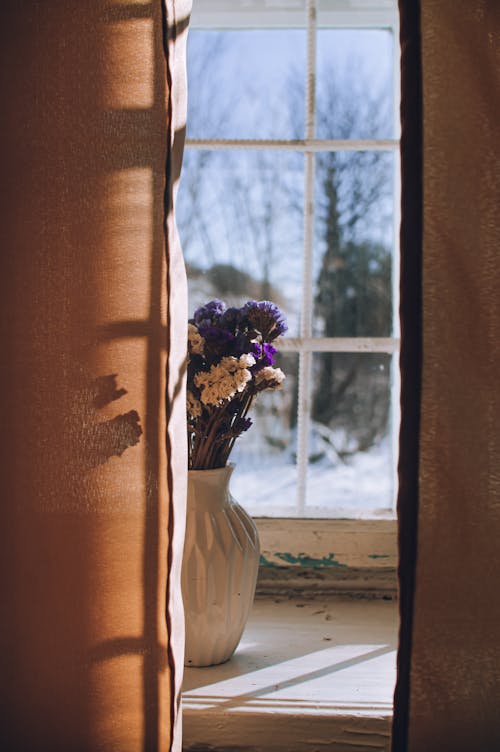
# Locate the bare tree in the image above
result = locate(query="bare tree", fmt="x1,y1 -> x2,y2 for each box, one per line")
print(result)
286,62 -> 394,457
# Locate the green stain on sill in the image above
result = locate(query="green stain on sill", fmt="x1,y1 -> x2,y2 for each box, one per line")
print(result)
259,555 -> 280,568
260,552 -> 347,569
368,554 -> 391,559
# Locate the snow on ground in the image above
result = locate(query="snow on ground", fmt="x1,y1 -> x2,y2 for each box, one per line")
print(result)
230,437 -> 396,519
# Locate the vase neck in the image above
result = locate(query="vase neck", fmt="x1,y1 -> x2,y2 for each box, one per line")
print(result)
187,466 -> 234,511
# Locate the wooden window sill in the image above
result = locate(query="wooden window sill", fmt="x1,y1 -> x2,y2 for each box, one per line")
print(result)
182,595 -> 398,752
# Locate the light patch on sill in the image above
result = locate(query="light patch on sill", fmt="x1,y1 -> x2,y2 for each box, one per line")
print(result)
183,642 -> 395,716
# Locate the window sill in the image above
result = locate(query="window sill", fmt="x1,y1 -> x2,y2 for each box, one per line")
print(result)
256,518 -> 398,598
182,595 -> 398,752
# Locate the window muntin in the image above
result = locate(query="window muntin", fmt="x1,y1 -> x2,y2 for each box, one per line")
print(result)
178,0 -> 400,519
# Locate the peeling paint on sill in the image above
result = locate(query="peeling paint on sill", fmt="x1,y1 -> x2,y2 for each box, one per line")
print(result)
264,552 -> 348,568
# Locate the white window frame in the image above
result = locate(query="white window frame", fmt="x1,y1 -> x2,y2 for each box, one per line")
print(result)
185,0 -> 400,577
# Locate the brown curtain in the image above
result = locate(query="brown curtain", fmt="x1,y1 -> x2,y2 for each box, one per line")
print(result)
394,2 -> 500,750
0,1 -> 190,750
393,2 -> 423,748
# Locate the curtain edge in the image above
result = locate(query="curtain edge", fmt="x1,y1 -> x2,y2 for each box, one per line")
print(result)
161,1 -> 191,750
392,1 -> 423,750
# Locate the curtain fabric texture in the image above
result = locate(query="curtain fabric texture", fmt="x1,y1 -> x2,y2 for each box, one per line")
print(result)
0,1 -> 190,750
394,2 -> 500,750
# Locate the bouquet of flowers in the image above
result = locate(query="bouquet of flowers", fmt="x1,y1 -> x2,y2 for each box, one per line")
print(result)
187,299 -> 287,470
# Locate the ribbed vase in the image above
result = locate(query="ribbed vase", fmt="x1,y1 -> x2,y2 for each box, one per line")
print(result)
181,465 -> 260,667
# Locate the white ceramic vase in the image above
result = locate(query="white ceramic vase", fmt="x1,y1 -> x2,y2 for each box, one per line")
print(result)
181,464 -> 260,667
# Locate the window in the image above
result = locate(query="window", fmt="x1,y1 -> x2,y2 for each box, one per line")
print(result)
177,0 -> 400,523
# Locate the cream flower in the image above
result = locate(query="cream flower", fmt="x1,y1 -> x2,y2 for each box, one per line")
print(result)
188,323 -> 205,355
187,390 -> 202,418
194,355 -> 253,406
238,353 -> 256,369
255,366 -> 286,390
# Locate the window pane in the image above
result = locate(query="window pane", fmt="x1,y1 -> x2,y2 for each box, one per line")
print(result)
178,150 -> 304,337
186,29 -> 307,140
230,352 -> 299,516
316,29 -> 395,140
306,352 -> 395,517
313,151 -> 395,337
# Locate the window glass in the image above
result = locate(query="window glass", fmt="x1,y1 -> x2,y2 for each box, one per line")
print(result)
177,150 -> 304,337
230,352 -> 299,516
186,29 -> 307,140
306,352 -> 394,517
316,29 -> 395,139
313,151 -> 395,338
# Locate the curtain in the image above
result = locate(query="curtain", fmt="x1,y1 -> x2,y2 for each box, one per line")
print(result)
0,1 -> 190,750
394,2 -> 500,750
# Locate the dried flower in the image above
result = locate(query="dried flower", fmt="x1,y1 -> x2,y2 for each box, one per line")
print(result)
233,416 -> 253,433
192,298 -> 226,326
187,390 -> 202,418
187,298 -> 287,470
242,300 -> 288,340
194,355 -> 254,406
198,324 -> 237,358
188,323 -> 205,355
255,366 -> 286,390
251,342 -> 277,370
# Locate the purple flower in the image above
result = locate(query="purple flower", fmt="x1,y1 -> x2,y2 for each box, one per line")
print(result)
198,324 -> 236,356
233,332 -> 254,357
249,341 -> 262,359
220,307 -> 243,332
242,300 -> 288,341
192,299 -> 226,326
262,343 -> 277,366
250,341 -> 277,371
